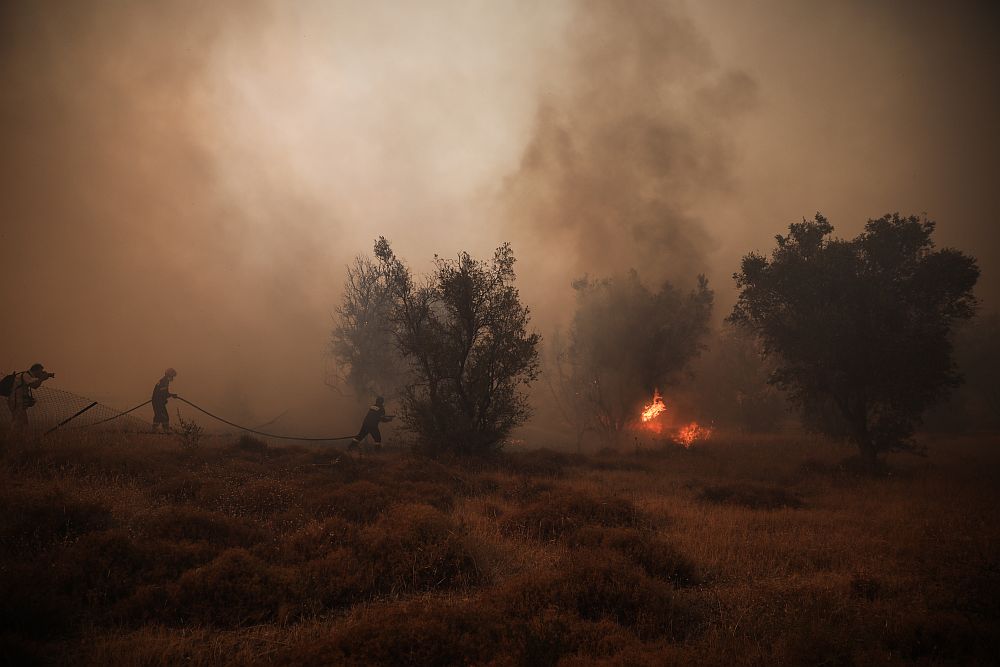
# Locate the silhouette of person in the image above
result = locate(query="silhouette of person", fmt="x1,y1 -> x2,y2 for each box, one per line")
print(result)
151,368 -> 178,433
349,396 -> 393,450
7,363 -> 54,432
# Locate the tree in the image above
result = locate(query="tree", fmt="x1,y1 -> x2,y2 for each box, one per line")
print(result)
330,256 -> 408,401
372,237 -> 540,454
567,271 -> 713,444
729,213 -> 979,466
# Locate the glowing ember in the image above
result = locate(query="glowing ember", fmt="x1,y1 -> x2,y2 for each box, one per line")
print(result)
640,389 -> 667,425
675,422 -> 713,448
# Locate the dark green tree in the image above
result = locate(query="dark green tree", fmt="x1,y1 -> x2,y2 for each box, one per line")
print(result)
373,238 -> 540,454
729,213 -> 979,466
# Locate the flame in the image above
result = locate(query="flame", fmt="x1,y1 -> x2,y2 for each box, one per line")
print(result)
640,389 -> 667,433
675,422 -> 713,448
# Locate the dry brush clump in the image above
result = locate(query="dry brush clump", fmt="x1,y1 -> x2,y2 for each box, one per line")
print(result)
695,482 -> 804,510
1,430 -> 999,665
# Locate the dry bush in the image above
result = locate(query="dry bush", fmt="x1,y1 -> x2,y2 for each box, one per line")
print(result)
696,482 -> 804,510
501,488 -> 644,541
303,480 -> 393,524
266,517 -> 358,565
276,597 -> 506,666
228,478 -> 301,519
499,549 -> 704,642
171,548 -> 291,627
137,506 -> 262,548
232,434 -> 268,455
503,448 -> 584,476
0,487 -> 114,554
356,503 -> 488,595
568,526 -> 700,586
293,548 -> 369,613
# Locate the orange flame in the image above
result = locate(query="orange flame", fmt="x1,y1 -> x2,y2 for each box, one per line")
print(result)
640,389 -> 667,424
676,422 -> 713,448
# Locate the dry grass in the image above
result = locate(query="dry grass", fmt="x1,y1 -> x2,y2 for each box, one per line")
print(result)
0,430 -> 998,665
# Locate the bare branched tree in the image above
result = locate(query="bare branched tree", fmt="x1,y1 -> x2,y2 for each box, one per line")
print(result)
330,256 -> 408,401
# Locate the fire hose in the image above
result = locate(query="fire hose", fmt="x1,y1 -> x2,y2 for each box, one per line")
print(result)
45,395 -> 356,442
173,396 -> 355,442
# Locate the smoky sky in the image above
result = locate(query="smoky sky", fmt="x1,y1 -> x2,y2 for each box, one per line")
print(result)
1,0 -> 997,431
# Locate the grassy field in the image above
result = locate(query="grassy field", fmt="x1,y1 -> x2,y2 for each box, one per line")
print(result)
1,430 -> 998,665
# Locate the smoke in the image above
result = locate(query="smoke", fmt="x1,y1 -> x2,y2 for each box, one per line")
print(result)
502,0 -> 756,325
0,0 -> 995,437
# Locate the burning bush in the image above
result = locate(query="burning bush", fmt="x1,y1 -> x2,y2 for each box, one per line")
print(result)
554,270 -> 713,445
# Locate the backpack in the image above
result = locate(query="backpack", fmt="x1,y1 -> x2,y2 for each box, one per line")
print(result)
0,372 -> 16,397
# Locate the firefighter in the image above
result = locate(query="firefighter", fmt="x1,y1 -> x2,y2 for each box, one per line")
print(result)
349,396 -> 394,450
151,368 -> 178,433
6,363 -> 54,432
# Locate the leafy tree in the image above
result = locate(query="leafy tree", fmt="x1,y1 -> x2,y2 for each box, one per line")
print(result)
568,271 -> 713,444
729,213 -> 979,465
330,256 -> 408,401
372,237 -> 540,454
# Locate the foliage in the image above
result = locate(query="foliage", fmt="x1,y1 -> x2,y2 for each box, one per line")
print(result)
330,255 -> 409,401
565,271 -> 713,443
372,237 -> 541,454
3,432 -> 1000,665
174,410 -> 204,451
729,213 -> 979,463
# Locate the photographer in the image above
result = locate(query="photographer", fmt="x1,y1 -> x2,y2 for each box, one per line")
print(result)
7,363 -> 54,432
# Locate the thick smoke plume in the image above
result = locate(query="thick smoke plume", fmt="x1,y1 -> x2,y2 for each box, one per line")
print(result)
503,0 -> 756,321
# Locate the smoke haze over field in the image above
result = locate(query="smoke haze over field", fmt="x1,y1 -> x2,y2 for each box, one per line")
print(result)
1,0 -> 997,433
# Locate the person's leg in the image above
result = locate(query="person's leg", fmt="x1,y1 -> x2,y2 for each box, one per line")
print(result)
371,426 -> 382,449
152,402 -> 168,433
349,425 -> 369,450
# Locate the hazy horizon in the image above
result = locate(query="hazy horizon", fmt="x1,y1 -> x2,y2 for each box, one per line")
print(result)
2,0 -> 997,435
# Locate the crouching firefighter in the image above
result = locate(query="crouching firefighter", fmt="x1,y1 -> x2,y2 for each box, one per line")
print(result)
349,396 -> 394,450
3,363 -> 55,432
151,368 -> 178,433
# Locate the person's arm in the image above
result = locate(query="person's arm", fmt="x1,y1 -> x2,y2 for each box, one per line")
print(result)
26,372 -> 52,389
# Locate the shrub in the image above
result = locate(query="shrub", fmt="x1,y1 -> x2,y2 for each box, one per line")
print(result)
0,488 -> 114,554
172,548 -> 289,627
234,435 -> 268,454
568,527 -> 699,586
278,598 -> 506,666
503,448 -> 583,477
696,483 -> 803,510
139,506 -> 262,547
356,503 -> 488,594
502,489 -> 643,541
269,517 -> 358,564
499,550 -> 702,641
304,480 -> 393,524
